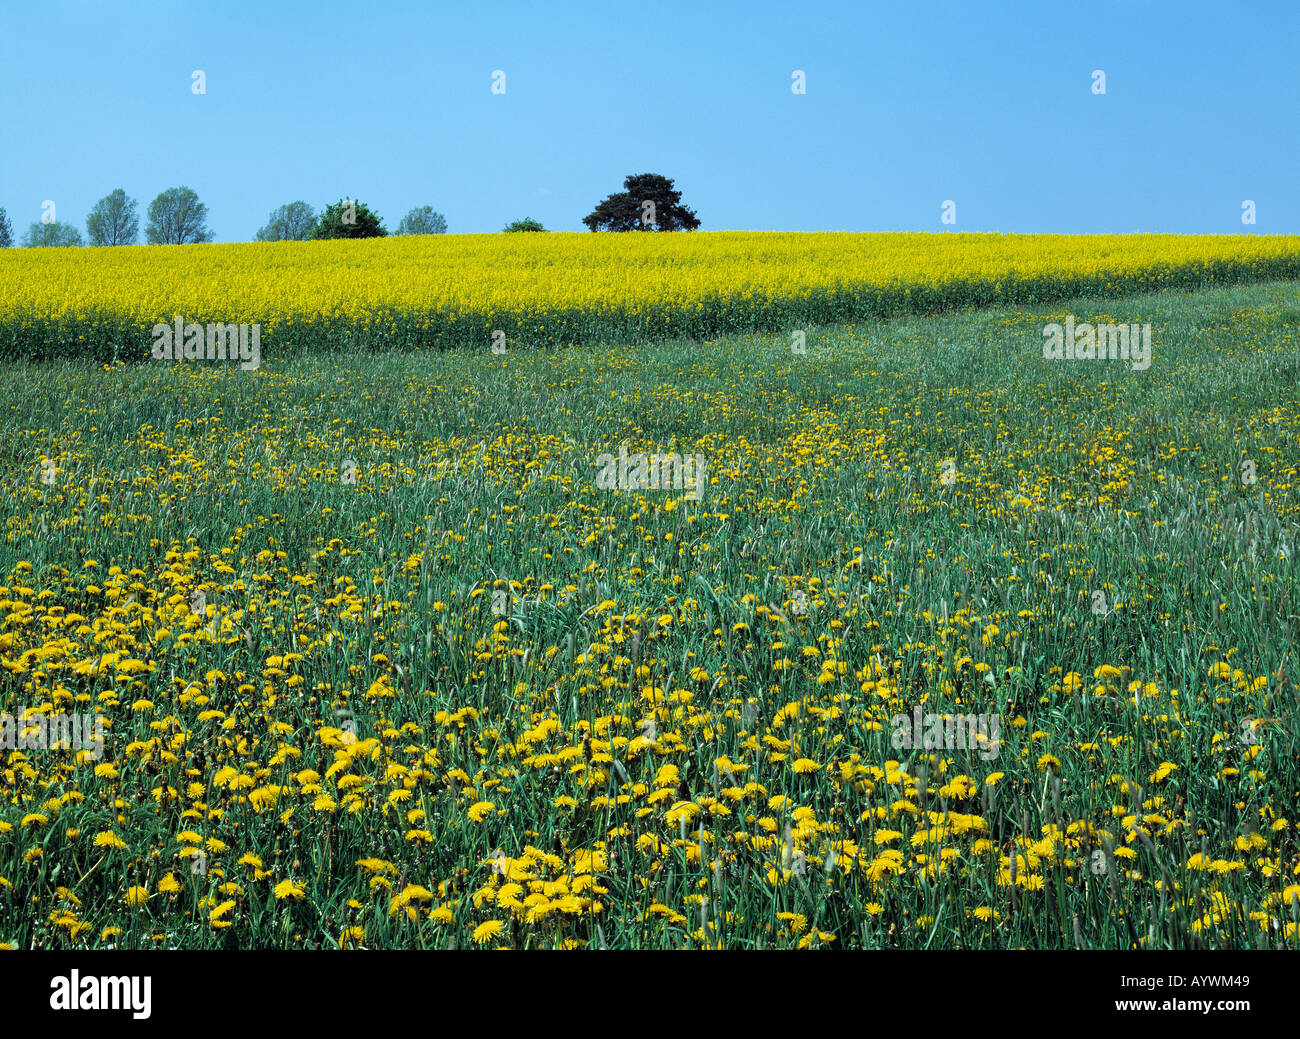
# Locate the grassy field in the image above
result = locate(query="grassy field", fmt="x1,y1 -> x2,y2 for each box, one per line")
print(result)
2,278 -> 1299,949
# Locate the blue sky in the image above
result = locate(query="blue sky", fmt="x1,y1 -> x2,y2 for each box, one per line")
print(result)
3,0 -> 1297,240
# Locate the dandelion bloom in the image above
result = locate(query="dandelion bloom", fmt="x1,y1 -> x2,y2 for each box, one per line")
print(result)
472,920 -> 505,945
209,900 -> 236,925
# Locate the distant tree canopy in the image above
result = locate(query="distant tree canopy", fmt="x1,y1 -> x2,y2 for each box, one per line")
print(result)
23,221 -> 83,247
255,201 -> 318,242
86,189 -> 140,246
582,174 -> 700,232
396,206 -> 448,235
312,198 -> 386,239
146,186 -> 213,244
0,207 -> 12,248
503,217 -> 546,232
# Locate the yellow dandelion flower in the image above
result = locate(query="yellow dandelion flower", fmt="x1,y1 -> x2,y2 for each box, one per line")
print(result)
472,920 -> 505,945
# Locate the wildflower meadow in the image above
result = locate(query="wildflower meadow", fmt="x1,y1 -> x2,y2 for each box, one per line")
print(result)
1,258 -> 1297,952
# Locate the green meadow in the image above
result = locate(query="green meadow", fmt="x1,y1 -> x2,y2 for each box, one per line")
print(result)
1,278 -> 1298,949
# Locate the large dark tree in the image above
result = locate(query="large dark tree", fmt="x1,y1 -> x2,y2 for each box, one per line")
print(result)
146,186 -> 213,244
86,189 -> 140,246
582,173 -> 700,232
311,198 -> 386,239
0,207 -> 13,248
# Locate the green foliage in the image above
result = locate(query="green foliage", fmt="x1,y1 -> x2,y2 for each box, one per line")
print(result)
22,221 -> 83,247
396,207 -> 448,236
503,217 -> 546,232
311,198 -> 387,240
0,207 -> 12,248
255,201 -> 318,242
583,173 -> 700,231
146,187 -> 213,245
86,189 -> 140,247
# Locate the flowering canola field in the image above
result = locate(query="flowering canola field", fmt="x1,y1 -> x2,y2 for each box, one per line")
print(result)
4,232 -> 1300,359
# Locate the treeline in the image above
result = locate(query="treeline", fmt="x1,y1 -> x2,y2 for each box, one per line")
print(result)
0,189 -> 464,248
0,173 -> 700,247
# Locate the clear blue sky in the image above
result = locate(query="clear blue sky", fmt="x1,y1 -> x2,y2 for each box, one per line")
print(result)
3,0 -> 1297,240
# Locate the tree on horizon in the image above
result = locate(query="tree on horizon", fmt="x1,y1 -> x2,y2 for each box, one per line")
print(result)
311,198 -> 386,239
86,189 -> 140,246
23,221 -> 83,247
582,174 -> 700,232
255,201 -> 318,241
146,186 -> 213,244
396,206 -> 448,235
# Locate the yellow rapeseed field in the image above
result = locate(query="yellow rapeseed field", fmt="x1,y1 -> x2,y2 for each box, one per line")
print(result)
3,232 -> 1300,357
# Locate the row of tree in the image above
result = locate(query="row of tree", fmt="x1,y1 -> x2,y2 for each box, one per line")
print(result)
256,202 -> 547,240
0,189 -> 454,247
0,187 -> 208,248
251,199 -> 437,240
0,174 -> 699,246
